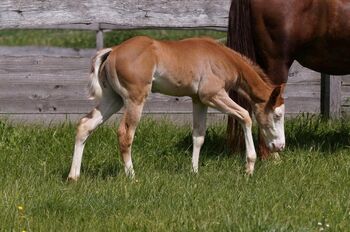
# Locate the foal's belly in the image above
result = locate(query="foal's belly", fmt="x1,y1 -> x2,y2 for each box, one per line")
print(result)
151,73 -> 198,97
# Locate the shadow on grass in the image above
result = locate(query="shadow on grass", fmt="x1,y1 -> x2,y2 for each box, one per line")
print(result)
175,127 -> 233,158
285,114 -> 350,153
174,114 -> 350,160
61,164 -> 122,181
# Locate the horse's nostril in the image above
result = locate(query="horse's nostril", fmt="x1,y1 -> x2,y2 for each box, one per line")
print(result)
271,142 -> 284,151
271,143 -> 276,149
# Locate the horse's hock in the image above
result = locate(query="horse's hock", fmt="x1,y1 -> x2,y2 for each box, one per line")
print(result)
1,0 -> 350,123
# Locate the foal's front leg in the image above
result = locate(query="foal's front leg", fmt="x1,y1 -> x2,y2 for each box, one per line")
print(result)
240,118 -> 256,175
203,89 -> 257,174
191,100 -> 208,173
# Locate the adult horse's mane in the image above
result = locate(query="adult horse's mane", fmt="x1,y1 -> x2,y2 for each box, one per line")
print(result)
227,0 -> 256,62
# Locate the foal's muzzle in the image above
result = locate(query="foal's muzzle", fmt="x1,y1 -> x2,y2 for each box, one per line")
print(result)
270,142 -> 285,152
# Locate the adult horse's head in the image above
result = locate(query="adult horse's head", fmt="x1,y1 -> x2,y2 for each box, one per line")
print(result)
254,85 -> 285,152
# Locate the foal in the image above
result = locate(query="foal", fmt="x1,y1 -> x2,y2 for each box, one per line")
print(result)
68,36 -> 285,180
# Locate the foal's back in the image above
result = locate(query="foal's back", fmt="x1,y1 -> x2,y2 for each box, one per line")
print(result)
107,36 -> 247,98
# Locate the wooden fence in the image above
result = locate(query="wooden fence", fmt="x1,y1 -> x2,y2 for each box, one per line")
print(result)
1,0 -> 349,123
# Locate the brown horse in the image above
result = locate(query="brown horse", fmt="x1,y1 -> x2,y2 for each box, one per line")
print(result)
67,36 -> 285,181
227,0 -> 350,158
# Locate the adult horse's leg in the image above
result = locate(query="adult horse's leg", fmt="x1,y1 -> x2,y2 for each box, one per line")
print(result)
68,91 -> 123,181
117,100 -> 145,178
203,90 -> 256,174
191,100 -> 208,173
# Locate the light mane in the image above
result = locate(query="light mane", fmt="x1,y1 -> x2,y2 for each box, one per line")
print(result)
237,53 -> 274,87
224,46 -> 275,104
199,38 -> 274,103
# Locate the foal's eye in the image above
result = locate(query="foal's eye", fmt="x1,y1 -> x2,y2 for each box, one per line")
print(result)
274,114 -> 281,120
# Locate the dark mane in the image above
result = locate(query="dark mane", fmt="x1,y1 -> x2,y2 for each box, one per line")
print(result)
227,0 -> 256,62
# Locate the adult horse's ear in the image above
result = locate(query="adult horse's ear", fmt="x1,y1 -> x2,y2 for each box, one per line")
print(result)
268,86 -> 283,109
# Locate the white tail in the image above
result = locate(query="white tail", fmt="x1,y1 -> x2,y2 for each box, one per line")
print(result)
88,48 -> 112,100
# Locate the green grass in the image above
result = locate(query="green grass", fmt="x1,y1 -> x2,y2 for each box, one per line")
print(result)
0,29 -> 226,48
1,116 -> 350,231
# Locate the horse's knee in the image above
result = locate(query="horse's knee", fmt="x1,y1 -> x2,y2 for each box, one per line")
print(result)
192,135 -> 205,148
239,110 -> 252,128
76,109 -> 101,142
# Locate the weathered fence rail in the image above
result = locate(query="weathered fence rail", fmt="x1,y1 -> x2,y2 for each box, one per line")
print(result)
0,0 -> 349,123
1,0 -> 230,29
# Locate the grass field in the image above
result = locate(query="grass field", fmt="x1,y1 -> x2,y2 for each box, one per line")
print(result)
0,29 -> 226,48
1,116 -> 350,231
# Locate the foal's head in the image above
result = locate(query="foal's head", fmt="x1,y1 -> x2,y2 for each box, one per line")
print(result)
254,85 -> 285,152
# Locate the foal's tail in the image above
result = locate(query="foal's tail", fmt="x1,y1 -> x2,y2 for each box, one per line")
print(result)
88,48 -> 113,100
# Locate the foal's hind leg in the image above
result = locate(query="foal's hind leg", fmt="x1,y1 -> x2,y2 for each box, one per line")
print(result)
201,90 -> 256,175
68,93 -> 123,181
117,101 -> 145,178
191,100 -> 208,173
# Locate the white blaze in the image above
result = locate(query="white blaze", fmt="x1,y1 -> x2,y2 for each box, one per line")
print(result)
261,104 -> 285,151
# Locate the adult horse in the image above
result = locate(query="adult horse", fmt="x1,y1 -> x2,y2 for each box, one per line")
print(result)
67,36 -> 285,181
227,0 -> 350,158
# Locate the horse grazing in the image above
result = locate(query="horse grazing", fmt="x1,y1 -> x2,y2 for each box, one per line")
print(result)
227,0 -> 350,158
67,36 -> 285,180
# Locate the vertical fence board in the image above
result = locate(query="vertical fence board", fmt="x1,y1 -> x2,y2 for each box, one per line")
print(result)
321,74 -> 342,118
96,30 -> 104,50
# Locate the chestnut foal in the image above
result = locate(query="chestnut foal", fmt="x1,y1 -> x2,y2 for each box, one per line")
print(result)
68,36 -> 285,180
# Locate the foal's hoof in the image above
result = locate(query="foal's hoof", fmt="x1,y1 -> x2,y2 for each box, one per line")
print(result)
245,158 -> 255,176
245,167 -> 254,176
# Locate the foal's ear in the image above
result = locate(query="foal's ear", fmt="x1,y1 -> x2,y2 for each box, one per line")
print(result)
268,86 -> 282,109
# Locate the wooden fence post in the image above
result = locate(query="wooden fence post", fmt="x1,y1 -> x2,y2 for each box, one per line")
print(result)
321,74 -> 342,118
96,29 -> 104,50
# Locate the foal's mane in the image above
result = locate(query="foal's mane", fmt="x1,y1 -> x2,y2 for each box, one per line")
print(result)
209,38 -> 273,89
236,52 -> 274,88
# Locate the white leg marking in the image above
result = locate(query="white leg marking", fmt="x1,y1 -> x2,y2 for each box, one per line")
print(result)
203,89 -> 256,174
191,101 -> 207,173
68,92 -> 122,181
124,159 -> 135,179
68,109 -> 103,181
242,124 -> 257,175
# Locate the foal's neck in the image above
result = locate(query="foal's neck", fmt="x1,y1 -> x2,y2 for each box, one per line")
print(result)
235,56 -> 274,104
